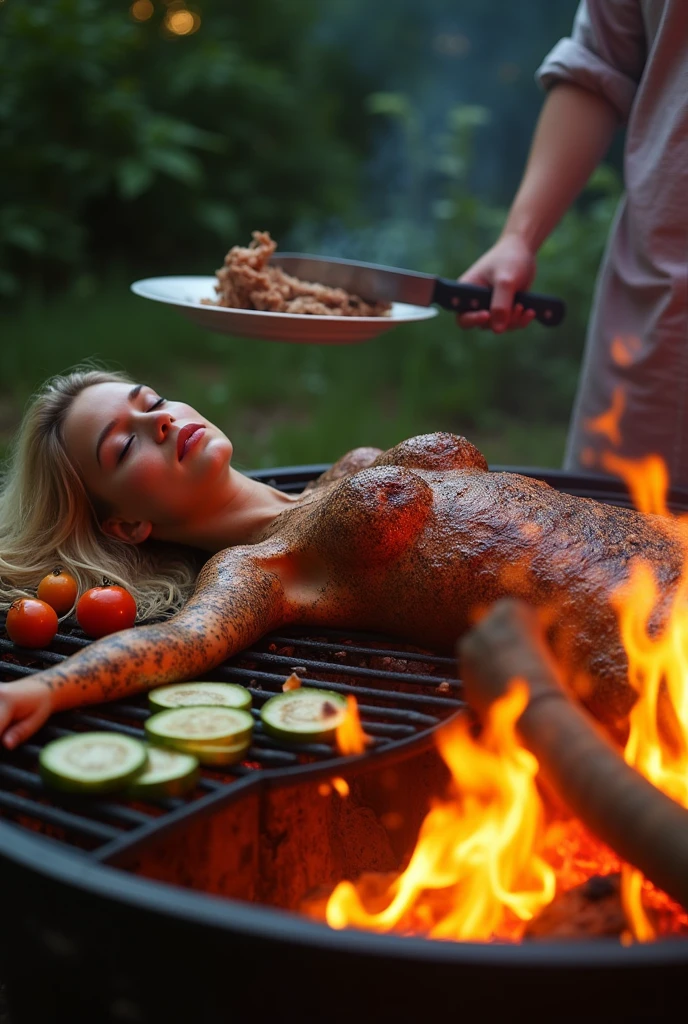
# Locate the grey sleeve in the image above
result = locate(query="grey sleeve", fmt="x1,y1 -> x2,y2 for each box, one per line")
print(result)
536,0 -> 647,122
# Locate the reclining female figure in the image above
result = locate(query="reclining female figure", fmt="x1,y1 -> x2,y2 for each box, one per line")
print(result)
1,368 -> 684,748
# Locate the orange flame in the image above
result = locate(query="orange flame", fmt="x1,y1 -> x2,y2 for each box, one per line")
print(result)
336,695 -> 372,756
331,776 -> 350,798
585,388 -> 625,448
327,681 -> 555,940
607,453 -> 688,940
282,672 -> 302,692
610,335 -> 642,368
602,452 -> 671,517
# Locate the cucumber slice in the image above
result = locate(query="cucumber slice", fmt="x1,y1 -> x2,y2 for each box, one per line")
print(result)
39,732 -> 148,794
260,688 -> 348,743
127,745 -> 200,800
179,738 -> 252,767
145,706 -> 254,749
148,681 -> 251,712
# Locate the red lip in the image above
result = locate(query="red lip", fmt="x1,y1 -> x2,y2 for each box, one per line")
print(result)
177,423 -> 205,461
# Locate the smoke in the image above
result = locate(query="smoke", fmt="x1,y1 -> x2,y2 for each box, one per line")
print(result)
286,0 -> 579,265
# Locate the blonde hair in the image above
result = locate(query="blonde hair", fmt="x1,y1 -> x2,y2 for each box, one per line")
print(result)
0,367 -> 203,620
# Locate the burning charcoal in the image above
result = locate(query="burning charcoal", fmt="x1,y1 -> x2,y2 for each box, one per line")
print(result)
525,874 -> 626,940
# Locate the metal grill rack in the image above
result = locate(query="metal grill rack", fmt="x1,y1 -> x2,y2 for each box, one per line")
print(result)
3,463 -> 687,866
0,627 -> 461,862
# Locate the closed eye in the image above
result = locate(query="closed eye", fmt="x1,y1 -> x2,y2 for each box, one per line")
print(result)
117,436 -> 134,464
118,397 -> 166,463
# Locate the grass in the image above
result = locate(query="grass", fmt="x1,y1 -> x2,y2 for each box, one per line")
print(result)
0,277 -> 570,472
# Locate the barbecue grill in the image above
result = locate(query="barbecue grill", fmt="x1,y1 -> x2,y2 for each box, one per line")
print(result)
2,465 -> 688,1024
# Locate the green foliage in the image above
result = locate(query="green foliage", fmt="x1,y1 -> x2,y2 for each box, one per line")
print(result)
0,0 -> 370,295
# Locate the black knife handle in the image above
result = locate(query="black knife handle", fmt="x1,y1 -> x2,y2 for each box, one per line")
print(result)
433,277 -> 565,327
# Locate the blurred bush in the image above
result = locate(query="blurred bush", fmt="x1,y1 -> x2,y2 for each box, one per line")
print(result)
0,0 -> 373,296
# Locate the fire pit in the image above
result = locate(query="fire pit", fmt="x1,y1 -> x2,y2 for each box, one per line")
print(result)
2,465 -> 688,1023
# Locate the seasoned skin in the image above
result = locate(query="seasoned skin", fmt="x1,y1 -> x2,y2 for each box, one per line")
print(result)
32,550 -> 292,714
258,432 -> 686,734
5,432 -> 686,738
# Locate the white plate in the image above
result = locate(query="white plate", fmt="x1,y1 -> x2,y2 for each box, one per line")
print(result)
130,276 -> 438,345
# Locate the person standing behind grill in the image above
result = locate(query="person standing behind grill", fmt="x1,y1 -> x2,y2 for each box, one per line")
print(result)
457,1 -> 688,485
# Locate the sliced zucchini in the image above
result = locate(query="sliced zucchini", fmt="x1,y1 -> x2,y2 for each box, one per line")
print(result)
39,732 -> 147,794
145,705 -> 254,750
260,688 -> 348,743
127,745 -> 200,800
148,681 -> 251,712
179,738 -> 252,767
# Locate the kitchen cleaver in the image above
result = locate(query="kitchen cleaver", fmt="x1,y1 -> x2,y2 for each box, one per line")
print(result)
273,252 -> 565,326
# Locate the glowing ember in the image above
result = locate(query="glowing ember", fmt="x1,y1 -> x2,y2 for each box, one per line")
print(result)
336,695 -> 371,756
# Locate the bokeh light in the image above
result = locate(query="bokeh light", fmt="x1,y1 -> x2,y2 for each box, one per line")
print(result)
164,7 -> 201,35
130,0 -> 154,22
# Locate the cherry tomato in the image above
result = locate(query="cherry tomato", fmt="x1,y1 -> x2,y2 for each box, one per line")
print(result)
76,584 -> 137,638
37,567 -> 78,616
6,598 -> 59,648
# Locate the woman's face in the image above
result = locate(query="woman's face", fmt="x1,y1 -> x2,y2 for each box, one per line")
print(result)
63,381 -> 234,538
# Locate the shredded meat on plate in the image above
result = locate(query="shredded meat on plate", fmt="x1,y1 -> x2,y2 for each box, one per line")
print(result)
206,231 -> 391,317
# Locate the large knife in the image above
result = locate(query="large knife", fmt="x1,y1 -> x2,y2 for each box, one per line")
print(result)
273,252 -> 565,327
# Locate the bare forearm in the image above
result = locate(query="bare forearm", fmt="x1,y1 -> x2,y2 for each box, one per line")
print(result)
0,553 -> 289,748
37,617 -> 231,713
502,83 -> 619,251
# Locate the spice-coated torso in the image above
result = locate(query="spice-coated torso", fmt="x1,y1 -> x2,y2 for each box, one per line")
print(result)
205,433 -> 687,733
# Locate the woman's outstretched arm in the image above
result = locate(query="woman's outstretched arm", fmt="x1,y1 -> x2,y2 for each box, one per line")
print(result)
459,599 -> 688,913
0,548 -> 288,748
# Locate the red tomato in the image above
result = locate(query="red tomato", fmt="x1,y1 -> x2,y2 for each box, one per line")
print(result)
6,598 -> 59,648
76,585 -> 137,638
37,567 -> 78,615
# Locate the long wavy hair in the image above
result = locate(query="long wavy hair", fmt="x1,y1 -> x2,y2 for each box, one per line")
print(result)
0,367 -> 203,619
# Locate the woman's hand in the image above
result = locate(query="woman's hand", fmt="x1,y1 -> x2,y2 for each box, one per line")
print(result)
0,678 -> 55,749
0,550 -> 288,749
457,235 -> 538,333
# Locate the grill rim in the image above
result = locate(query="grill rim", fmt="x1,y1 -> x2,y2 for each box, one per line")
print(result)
2,817 -> 688,968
